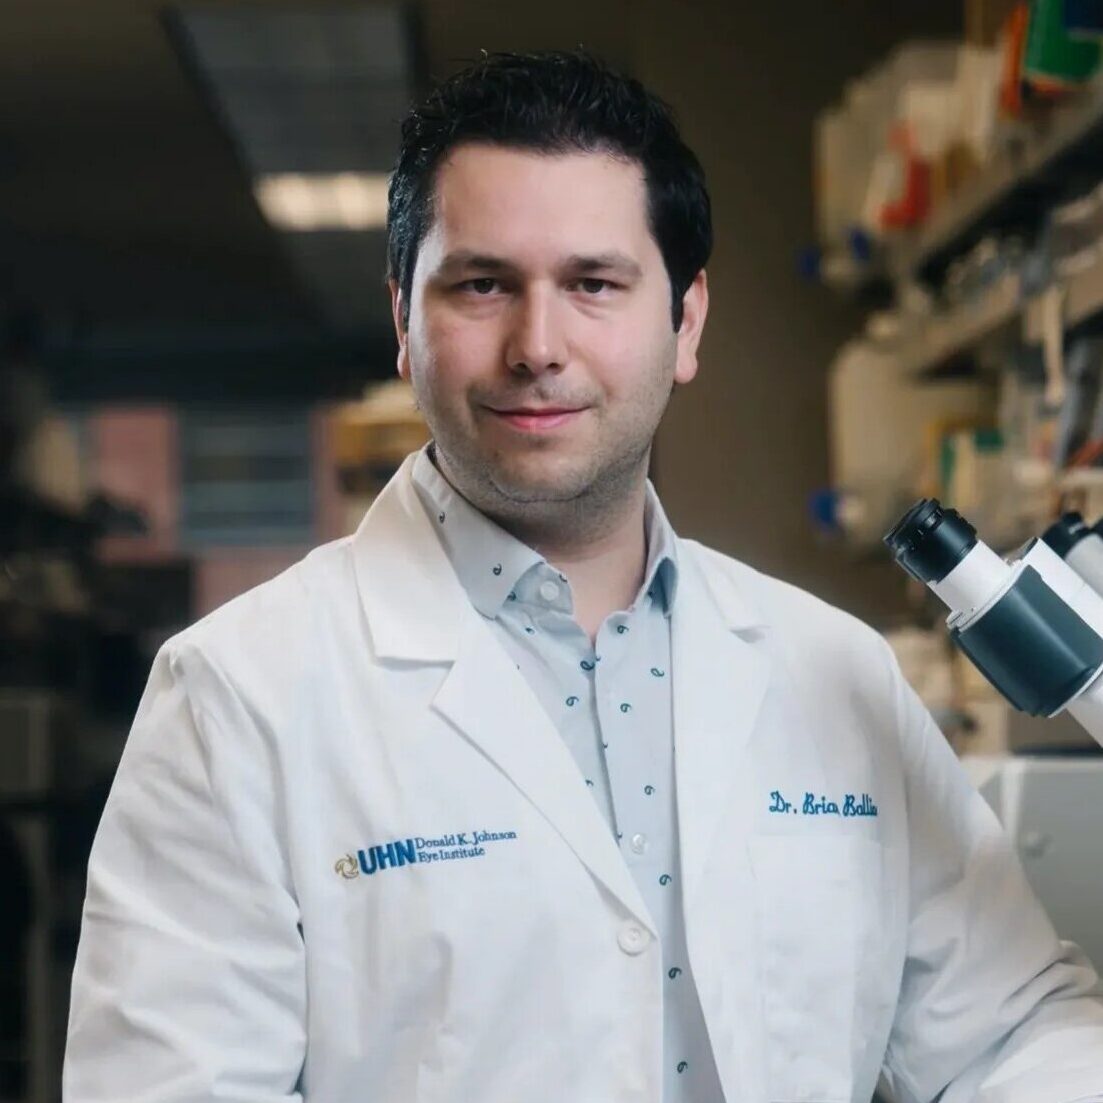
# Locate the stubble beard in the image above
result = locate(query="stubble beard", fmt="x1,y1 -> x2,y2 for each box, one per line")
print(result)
411,335 -> 677,548
427,405 -> 654,550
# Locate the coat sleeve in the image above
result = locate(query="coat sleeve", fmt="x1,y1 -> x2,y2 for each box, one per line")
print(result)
879,638 -> 1103,1103
63,639 -> 307,1102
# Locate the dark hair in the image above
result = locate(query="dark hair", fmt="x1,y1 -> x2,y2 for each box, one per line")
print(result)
386,50 -> 712,332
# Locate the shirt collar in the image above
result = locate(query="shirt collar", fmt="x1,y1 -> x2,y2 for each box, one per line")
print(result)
411,443 -> 679,618
642,485 -> 679,615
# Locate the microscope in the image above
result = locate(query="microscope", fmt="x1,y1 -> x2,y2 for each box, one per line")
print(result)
884,502 -> 1103,973
884,499 -> 1103,748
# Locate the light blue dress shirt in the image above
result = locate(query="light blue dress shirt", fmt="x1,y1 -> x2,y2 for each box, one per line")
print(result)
412,444 -> 725,1102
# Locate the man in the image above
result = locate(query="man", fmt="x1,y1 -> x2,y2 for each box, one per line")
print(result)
64,51 -> 1103,1103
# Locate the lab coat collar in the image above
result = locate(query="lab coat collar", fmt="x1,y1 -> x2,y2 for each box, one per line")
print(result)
409,444 -> 544,620
672,545 -> 771,906
351,453 -> 466,663
680,538 -> 767,634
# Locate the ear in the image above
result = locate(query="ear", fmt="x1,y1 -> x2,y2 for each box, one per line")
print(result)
388,278 -> 411,382
673,269 -> 708,386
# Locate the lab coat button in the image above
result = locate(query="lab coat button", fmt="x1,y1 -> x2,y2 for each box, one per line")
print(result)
617,923 -> 650,955
538,580 -> 560,602
1020,830 -> 1051,858
630,833 -> 648,854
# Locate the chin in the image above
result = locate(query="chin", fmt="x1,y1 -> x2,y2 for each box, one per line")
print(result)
487,457 -> 594,504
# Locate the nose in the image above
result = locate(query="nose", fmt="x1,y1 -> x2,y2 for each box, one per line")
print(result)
505,284 -> 568,377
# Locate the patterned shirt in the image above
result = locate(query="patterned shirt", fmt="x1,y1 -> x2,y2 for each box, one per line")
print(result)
412,444 -> 725,1102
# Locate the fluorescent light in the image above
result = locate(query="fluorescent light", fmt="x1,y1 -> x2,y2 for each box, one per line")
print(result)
254,172 -> 390,230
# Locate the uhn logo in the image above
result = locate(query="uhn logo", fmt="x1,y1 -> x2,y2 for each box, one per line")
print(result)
358,839 -> 417,875
334,839 -> 417,879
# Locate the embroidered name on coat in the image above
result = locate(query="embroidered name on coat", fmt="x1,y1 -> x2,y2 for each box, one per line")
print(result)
767,790 -> 879,817
334,830 -> 518,879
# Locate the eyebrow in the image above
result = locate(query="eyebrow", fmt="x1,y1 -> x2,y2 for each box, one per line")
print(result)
435,251 -> 512,277
564,252 -> 644,279
435,249 -> 643,280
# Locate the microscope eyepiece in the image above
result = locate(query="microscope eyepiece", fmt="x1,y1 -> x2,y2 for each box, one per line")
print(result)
884,498 -> 978,584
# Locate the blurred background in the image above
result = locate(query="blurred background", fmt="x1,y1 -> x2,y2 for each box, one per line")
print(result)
5,0 -> 1103,1098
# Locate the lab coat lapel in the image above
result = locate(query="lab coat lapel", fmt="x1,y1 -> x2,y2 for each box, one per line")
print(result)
433,610 -> 655,932
673,545 -> 771,906
353,456 -> 653,931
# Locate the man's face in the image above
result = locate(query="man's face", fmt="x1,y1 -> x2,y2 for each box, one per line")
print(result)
390,143 -> 707,516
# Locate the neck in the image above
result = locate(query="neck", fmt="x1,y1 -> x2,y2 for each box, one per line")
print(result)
432,446 -> 651,642
517,485 -> 649,641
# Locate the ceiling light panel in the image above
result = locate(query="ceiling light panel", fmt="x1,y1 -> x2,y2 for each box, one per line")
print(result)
169,3 -> 416,328
172,3 -> 412,177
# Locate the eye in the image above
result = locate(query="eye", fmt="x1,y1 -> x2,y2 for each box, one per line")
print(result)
461,277 -> 499,295
575,278 -> 613,294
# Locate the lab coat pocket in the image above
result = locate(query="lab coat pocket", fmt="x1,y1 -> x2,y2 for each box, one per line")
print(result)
748,834 -> 883,1103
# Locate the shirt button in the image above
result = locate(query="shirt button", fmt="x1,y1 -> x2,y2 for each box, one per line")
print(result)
617,922 -> 650,955
630,833 -> 648,854
538,580 -> 560,603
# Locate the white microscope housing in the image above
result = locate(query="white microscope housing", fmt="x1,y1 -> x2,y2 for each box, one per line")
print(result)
1041,511 -> 1103,595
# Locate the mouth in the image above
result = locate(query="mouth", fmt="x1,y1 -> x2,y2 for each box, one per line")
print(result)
485,406 -> 587,433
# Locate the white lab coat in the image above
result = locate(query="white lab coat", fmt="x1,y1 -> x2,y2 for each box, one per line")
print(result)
64,455 -> 1103,1103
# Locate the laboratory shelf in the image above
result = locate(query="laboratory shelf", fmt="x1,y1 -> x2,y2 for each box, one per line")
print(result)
1058,467 -> 1103,491
887,78 -> 1103,286
1024,255 -> 1103,343
817,251 -> 891,300
889,274 -> 1022,376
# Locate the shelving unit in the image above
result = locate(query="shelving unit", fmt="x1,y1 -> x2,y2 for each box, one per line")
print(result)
886,77 -> 1103,286
829,76 -> 1103,384
827,66 -> 1103,580
890,273 -> 1023,376
1024,253 -> 1103,341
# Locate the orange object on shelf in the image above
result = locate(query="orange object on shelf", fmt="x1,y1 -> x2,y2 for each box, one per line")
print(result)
880,123 -> 931,230
999,1 -> 1030,116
